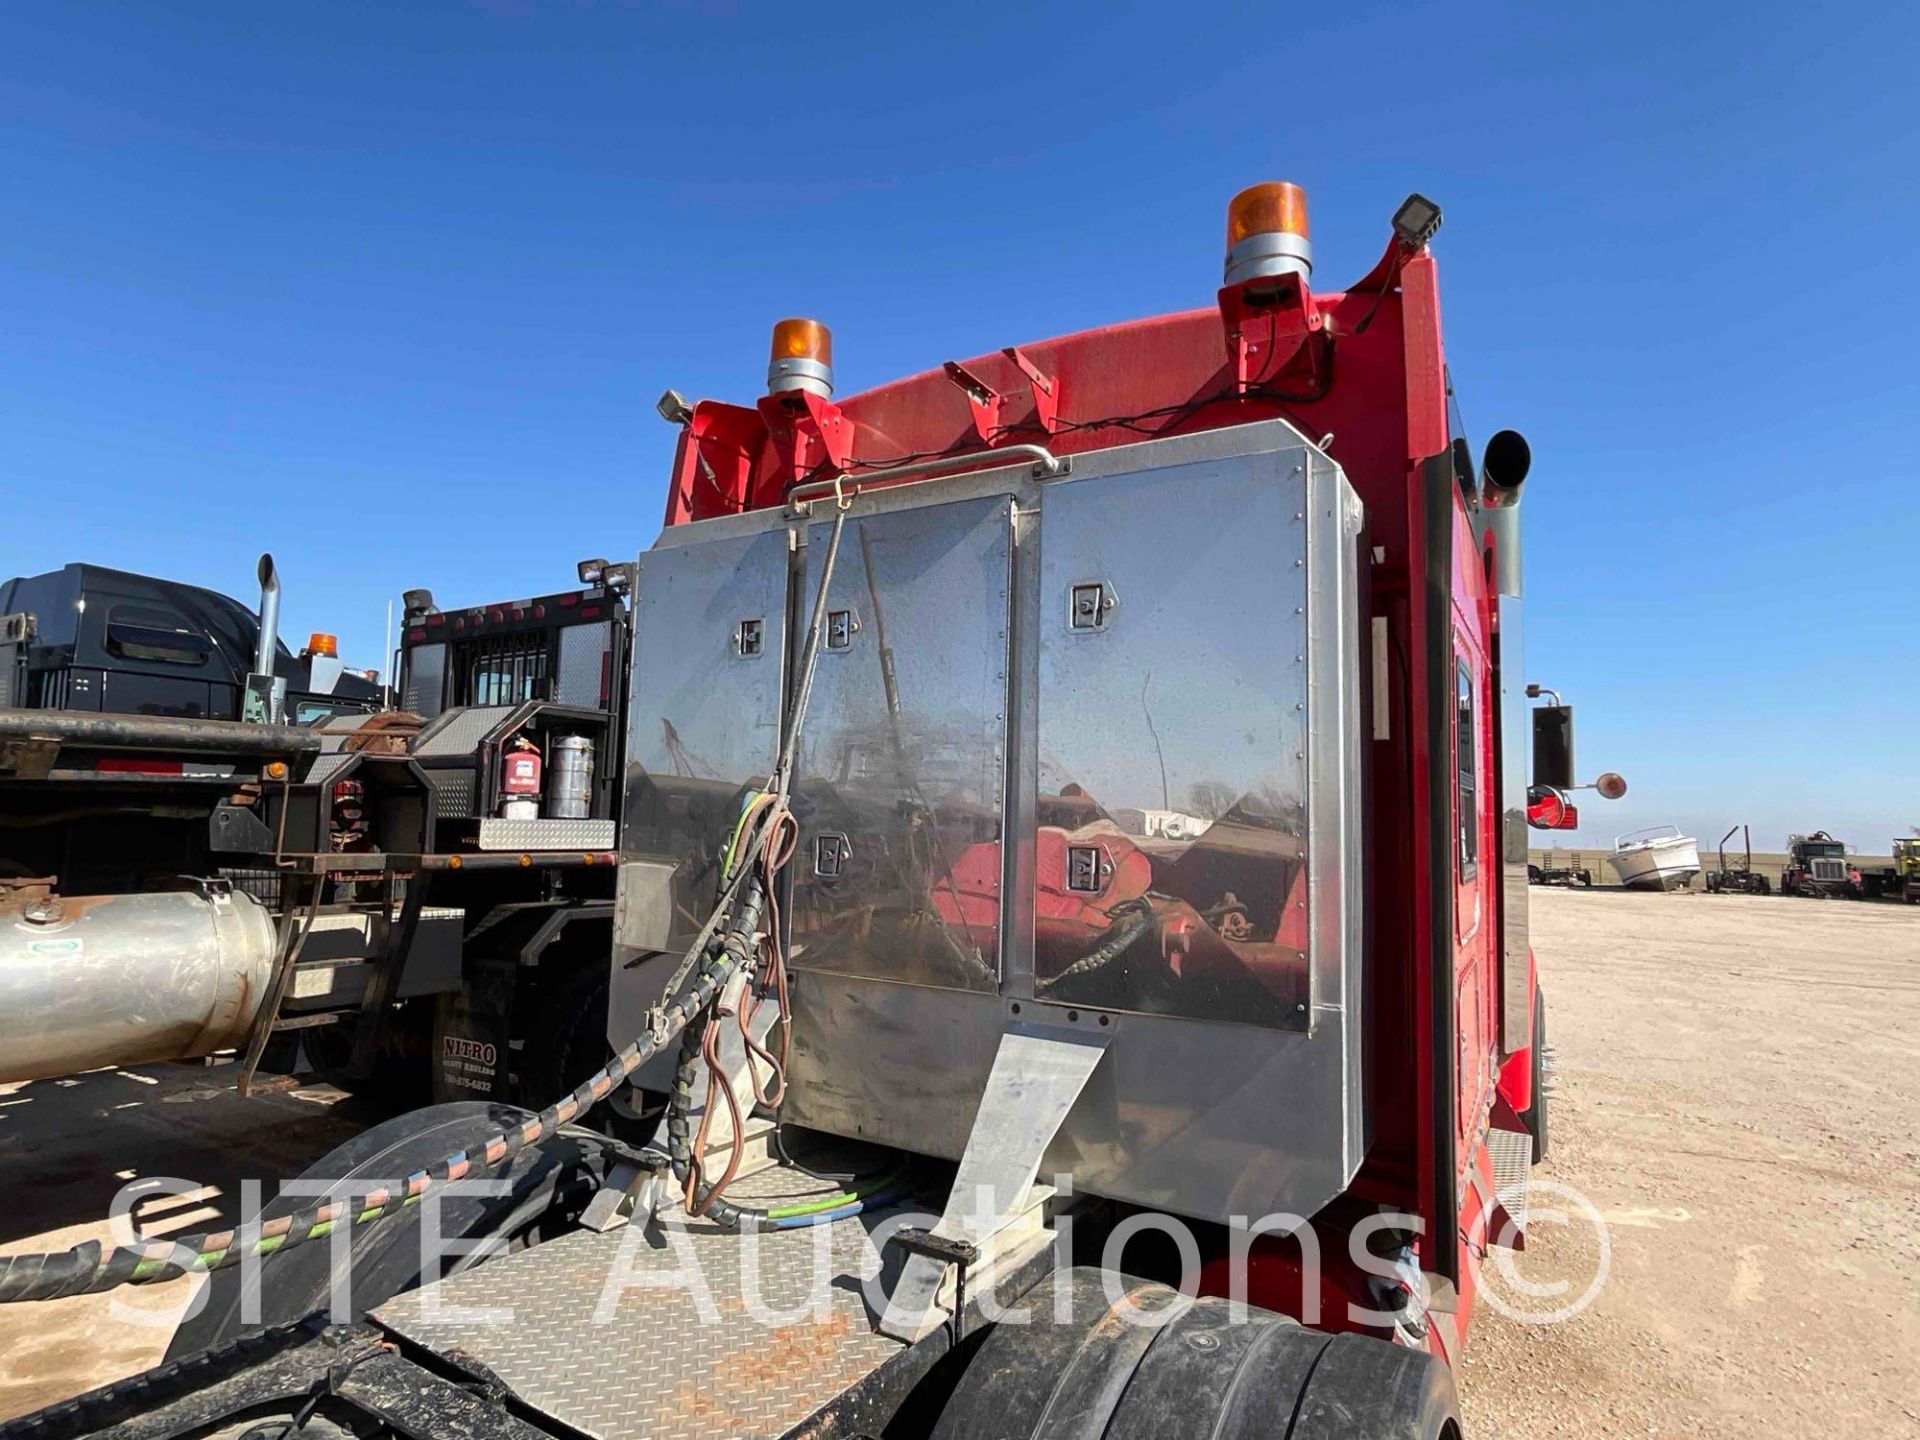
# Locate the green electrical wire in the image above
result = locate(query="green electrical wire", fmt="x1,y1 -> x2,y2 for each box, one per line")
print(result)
720,790 -> 774,880
764,1167 -> 904,1221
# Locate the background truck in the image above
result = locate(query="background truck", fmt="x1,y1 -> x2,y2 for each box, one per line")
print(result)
0,558 -> 382,723
1780,830 -> 1860,898
1703,824 -> 1771,895
1,181 -> 1622,1439
1858,836 -> 1920,902
0,554 -> 634,1104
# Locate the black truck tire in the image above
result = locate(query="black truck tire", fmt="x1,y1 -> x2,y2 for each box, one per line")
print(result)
1520,989 -> 1549,1165
932,1268 -> 1457,1439
1292,1331 -> 1461,1439
294,1007 -> 433,1106
165,1101 -> 612,1361
515,962 -> 614,1109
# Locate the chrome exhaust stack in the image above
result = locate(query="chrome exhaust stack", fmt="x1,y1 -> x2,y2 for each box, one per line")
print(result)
242,552 -> 287,724
1475,427 -> 1536,1054
1478,429 -> 1531,598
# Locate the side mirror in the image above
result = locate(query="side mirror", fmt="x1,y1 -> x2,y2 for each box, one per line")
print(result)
1532,704 -> 1575,792
1595,771 -> 1628,800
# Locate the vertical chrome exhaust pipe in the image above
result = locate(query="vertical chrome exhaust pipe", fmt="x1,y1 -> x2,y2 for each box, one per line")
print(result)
1478,430 -> 1531,599
252,552 -> 281,677
243,552 -> 287,724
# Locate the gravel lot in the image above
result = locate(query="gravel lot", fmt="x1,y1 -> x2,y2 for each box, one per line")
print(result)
2,888 -> 1914,1432
1460,887 -> 1920,1437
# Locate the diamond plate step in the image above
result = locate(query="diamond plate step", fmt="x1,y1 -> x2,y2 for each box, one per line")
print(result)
1487,1125 -> 1532,1246
374,1156 -> 911,1440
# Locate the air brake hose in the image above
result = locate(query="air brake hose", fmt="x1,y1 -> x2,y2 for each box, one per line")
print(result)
662,493 -> 910,1234
665,876 -> 769,1229
765,1167 -> 906,1220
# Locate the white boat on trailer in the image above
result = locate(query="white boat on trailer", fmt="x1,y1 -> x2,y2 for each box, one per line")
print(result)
1610,825 -> 1703,891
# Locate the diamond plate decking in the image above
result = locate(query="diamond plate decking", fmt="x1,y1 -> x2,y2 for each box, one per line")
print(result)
374,1160 -> 916,1440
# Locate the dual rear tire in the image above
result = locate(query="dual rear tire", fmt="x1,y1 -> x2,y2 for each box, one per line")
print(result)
934,1269 -> 1458,1439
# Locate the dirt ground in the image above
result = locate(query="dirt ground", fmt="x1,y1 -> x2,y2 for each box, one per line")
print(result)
1458,888 -> 1920,1437
1,889 -> 1915,1433
0,1064 -> 380,1421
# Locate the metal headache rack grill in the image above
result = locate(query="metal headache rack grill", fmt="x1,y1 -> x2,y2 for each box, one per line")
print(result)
456,630 -> 552,707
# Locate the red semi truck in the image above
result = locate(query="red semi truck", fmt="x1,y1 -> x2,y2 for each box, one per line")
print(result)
0,181 -> 1619,1438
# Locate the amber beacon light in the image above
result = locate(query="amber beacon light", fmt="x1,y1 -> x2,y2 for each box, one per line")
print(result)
1224,181 -> 1312,287
767,317 -> 834,398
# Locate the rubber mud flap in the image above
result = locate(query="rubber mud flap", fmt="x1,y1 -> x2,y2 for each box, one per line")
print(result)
514,962 -> 612,1107
1289,1332 -> 1459,1438
165,1101 -> 608,1360
1524,989 -> 1549,1164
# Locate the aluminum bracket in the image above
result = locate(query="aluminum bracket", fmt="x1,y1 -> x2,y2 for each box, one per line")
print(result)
578,1150 -> 669,1234
878,1019 -> 1110,1342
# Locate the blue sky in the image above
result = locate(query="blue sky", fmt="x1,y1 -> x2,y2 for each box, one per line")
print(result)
2,1 -> 1915,852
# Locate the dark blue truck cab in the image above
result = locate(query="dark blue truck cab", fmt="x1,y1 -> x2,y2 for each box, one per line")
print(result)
0,561 -> 380,722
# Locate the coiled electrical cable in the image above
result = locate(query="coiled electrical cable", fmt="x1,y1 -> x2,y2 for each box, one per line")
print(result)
663,495 -> 894,1232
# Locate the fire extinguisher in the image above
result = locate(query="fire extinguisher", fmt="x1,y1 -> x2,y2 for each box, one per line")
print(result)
499,737 -> 543,819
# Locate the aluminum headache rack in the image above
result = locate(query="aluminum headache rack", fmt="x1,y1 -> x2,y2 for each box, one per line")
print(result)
612,418 -> 1369,1233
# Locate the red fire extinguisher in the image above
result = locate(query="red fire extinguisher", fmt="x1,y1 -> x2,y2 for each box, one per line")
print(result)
500,737 -> 542,818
